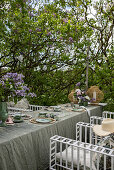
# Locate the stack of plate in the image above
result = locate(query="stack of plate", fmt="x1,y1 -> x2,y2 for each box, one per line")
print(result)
72,108 -> 84,112
36,118 -> 52,123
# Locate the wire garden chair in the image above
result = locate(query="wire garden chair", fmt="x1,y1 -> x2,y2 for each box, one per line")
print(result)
50,111 -> 114,170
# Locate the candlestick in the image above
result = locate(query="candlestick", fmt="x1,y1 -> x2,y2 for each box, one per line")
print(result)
93,91 -> 96,101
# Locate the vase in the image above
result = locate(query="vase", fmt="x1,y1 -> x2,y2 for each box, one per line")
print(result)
79,101 -> 88,107
0,102 -> 8,126
83,101 -> 88,106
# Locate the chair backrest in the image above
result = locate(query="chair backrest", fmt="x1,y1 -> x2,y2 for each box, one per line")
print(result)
8,106 -> 32,113
76,121 -> 103,145
102,111 -> 114,119
90,111 -> 114,125
76,122 -> 93,144
50,135 -> 114,170
89,111 -> 114,145
90,116 -> 103,125
28,104 -> 43,111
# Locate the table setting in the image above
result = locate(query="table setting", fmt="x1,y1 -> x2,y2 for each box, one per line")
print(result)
6,103 -> 86,126
4,90 -> 105,127
5,112 -> 32,125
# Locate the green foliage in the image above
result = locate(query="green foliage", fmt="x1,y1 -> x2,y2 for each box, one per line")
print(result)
0,0 -> 113,110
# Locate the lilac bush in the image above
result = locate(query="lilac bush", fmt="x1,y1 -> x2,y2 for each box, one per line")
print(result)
0,73 -> 36,103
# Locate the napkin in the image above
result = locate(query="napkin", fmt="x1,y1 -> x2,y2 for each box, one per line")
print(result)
80,106 -> 90,117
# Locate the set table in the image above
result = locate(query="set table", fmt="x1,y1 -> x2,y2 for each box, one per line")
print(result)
0,105 -> 103,170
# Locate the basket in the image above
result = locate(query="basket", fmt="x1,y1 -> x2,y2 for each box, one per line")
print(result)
87,86 -> 104,104
68,89 -> 78,104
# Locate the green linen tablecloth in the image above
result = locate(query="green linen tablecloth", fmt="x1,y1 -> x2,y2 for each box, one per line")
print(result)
0,105 -> 102,170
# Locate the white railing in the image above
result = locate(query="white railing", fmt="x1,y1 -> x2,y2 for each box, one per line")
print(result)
50,135 -> 114,170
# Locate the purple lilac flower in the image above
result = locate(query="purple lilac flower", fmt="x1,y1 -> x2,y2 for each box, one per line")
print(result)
12,73 -> 18,78
22,86 -> 30,91
65,10 -> 69,13
29,29 -> 32,33
69,37 -> 74,43
6,73 -> 12,77
14,74 -> 24,83
83,97 -> 86,102
15,82 -> 22,87
2,75 -> 8,80
47,44 -> 52,48
60,36 -> 63,40
44,9 -> 47,13
47,32 -> 51,36
15,90 -> 26,97
90,98 -> 95,102
36,28 -> 41,32
29,12 -> 34,17
1,72 -> 36,101
28,93 -> 37,97
11,92 -> 16,97
0,80 -> 5,86
53,13 -> 56,17
62,18 -> 68,23
76,82 -> 81,86
20,9 -> 22,13
78,96 -> 84,100
57,31 -> 60,34
79,96 -> 86,102
3,73 -> 18,80
76,89 -> 81,96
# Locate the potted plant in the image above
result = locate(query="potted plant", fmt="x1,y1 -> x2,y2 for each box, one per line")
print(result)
0,73 -> 36,126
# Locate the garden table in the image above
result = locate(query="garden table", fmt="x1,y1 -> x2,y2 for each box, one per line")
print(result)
0,105 -> 102,170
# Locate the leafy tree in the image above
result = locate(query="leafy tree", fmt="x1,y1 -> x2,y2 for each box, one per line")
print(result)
0,0 -> 113,110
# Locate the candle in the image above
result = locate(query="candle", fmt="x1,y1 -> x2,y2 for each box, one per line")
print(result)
93,91 -> 96,101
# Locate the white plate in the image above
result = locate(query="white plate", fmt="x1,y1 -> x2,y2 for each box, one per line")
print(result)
72,108 -> 84,112
10,113 -> 26,117
36,118 -> 52,123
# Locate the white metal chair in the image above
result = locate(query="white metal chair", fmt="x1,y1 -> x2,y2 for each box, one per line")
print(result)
8,104 -> 44,113
50,111 -> 114,170
89,111 -> 114,145
90,111 -> 114,125
76,111 -> 114,145
102,111 -> 114,119
50,135 -> 114,170
28,104 -> 43,111
8,106 -> 32,113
